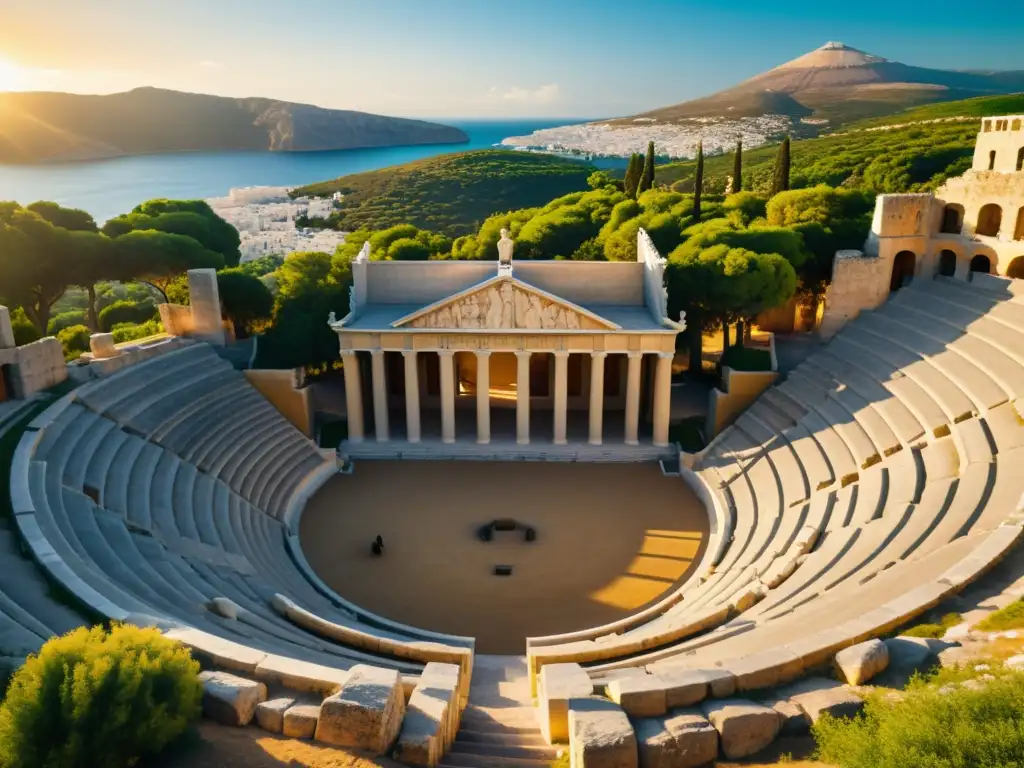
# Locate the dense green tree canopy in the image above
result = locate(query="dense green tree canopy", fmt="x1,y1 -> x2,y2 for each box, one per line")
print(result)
111,230 -> 225,301
216,268 -> 274,338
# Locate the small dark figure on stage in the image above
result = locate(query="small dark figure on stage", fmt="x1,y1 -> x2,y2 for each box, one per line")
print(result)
371,535 -> 384,556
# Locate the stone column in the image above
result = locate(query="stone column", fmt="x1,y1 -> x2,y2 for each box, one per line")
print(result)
341,350 -> 365,443
475,351 -> 491,445
516,351 -> 531,445
186,268 -> 226,345
402,351 -> 421,443
588,352 -> 606,446
439,350 -> 456,444
624,351 -> 643,446
0,306 -> 15,350
652,352 -> 674,448
370,349 -> 389,442
553,351 -> 569,445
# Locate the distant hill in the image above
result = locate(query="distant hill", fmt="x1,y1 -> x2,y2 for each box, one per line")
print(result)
292,149 -> 595,236
656,92 -> 1024,195
616,42 -> 1024,129
0,87 -> 468,163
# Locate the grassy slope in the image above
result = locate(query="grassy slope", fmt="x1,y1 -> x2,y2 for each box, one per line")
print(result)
292,149 -> 595,237
656,93 -> 1024,193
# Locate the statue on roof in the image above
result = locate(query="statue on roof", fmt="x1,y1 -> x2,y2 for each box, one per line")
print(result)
497,228 -> 514,273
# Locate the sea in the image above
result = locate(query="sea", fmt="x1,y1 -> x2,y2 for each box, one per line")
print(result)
0,119 -> 601,224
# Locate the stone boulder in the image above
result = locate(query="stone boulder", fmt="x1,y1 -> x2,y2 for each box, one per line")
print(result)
315,664 -> 406,753
539,663 -> 594,744
255,697 -> 295,733
198,670 -> 267,727
569,697 -> 638,768
835,639 -> 889,685
775,678 -> 863,723
634,709 -> 717,768
283,704 -> 320,739
700,699 -> 780,759
394,666 -> 461,767
758,696 -> 810,736
607,675 -> 666,718
878,636 -> 949,685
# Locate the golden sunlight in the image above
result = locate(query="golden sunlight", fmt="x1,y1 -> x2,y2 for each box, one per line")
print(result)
0,59 -> 30,91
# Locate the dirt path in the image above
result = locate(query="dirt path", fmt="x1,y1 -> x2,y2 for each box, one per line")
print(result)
300,462 -> 707,654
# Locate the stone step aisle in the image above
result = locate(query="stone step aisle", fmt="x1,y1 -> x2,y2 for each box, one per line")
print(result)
440,655 -> 560,768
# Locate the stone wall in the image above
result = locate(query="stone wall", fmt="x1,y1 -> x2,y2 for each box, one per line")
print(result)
8,338 -> 67,398
245,368 -> 313,436
706,366 -> 779,439
935,172 -> 1024,273
818,250 -> 893,340
158,303 -> 196,337
187,268 -> 226,345
972,116 -> 1024,172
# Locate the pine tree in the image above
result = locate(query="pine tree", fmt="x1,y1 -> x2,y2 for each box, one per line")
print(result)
691,141 -> 704,220
639,141 -> 655,193
771,136 -> 791,196
731,139 -> 743,194
624,153 -> 642,198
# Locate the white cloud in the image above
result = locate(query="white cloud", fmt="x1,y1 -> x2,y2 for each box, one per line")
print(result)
486,83 -> 560,104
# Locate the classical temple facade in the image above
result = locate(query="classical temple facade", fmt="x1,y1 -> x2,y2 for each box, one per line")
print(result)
329,231 -> 683,454
820,115 -> 1024,336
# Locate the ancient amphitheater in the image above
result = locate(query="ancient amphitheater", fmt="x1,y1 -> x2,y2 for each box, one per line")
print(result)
1,117 -> 1023,767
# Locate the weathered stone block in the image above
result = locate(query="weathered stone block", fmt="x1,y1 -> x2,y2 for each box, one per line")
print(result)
539,663 -> 594,744
314,664 -> 406,754
776,678 -> 864,723
198,670 -> 267,727
700,699 -> 781,759
569,697 -> 637,768
758,697 -> 810,736
394,685 -> 450,767
651,669 -> 708,708
635,709 -> 717,768
606,675 -> 666,717
835,639 -> 889,685
283,704 -> 320,739
255,697 -> 294,733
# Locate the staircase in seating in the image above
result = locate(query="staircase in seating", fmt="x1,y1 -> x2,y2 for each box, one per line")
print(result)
442,656 -> 558,768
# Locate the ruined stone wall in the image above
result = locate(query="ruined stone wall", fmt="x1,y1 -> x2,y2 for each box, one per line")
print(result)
158,303 -> 195,337
819,250 -> 893,339
707,366 -> 779,439
935,172 -> 1024,273
11,338 -> 67,398
244,368 -> 313,436
972,117 -> 1024,172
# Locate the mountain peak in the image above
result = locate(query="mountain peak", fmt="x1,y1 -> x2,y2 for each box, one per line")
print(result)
776,42 -> 889,70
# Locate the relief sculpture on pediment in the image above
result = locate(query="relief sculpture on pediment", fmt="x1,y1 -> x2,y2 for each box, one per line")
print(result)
409,281 -> 598,330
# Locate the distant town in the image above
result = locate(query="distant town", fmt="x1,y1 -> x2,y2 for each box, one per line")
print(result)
501,114 -> 793,159
206,186 -> 347,262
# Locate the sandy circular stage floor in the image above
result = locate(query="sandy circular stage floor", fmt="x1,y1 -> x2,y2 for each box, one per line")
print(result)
299,461 -> 708,654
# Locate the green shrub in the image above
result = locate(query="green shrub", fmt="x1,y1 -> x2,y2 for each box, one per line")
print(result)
0,624 -> 201,768
721,345 -> 772,372
814,671 -> 1024,768
98,300 -> 156,332
976,599 -> 1024,632
56,324 -> 92,360
9,309 -> 39,347
111,319 -> 164,345
47,310 -> 88,335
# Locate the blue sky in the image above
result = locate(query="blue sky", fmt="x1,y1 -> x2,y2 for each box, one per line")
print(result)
1,0 -> 1022,118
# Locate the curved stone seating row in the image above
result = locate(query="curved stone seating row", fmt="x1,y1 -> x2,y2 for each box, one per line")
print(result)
528,277 -> 1024,704
73,343 -> 332,521
11,386 -> 474,758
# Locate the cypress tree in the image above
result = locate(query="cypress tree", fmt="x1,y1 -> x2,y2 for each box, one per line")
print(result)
691,141 -> 704,220
771,136 -> 791,196
731,139 -> 743,194
639,141 -> 655,193
623,153 -> 642,198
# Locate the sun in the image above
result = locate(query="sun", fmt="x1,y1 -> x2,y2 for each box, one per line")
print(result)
0,59 -> 30,92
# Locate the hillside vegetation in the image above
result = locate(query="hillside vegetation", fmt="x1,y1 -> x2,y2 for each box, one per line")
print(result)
292,150 -> 595,236
658,93 -> 1024,195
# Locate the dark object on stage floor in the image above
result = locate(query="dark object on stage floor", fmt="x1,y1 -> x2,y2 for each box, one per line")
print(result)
478,519 -> 537,543
371,541 -> 383,556
478,524 -> 494,542
524,527 -> 536,542
493,518 -> 516,532
375,534 -> 384,548
493,565 -> 513,576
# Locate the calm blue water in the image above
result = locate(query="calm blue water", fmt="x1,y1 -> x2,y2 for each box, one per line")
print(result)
0,119 -> 591,223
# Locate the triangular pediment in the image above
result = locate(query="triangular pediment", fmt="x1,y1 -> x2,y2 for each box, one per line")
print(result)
391,275 -> 620,331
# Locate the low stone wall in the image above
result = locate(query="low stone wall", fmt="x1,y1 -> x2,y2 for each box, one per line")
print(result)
818,249 -> 893,339
158,303 -> 196,337
68,338 -> 190,383
244,369 -> 313,436
4,338 -> 68,398
706,366 -> 778,440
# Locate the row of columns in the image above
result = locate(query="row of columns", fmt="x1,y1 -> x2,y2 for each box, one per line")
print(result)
341,349 -> 674,448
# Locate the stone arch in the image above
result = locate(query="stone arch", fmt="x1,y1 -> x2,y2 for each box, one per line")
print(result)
1016,207 -> 1024,241
890,250 -> 916,292
940,204 -> 964,234
938,249 -> 957,277
989,150 -> 997,170
977,204 -> 1003,237
1007,256 -> 1024,279
969,254 -> 992,277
